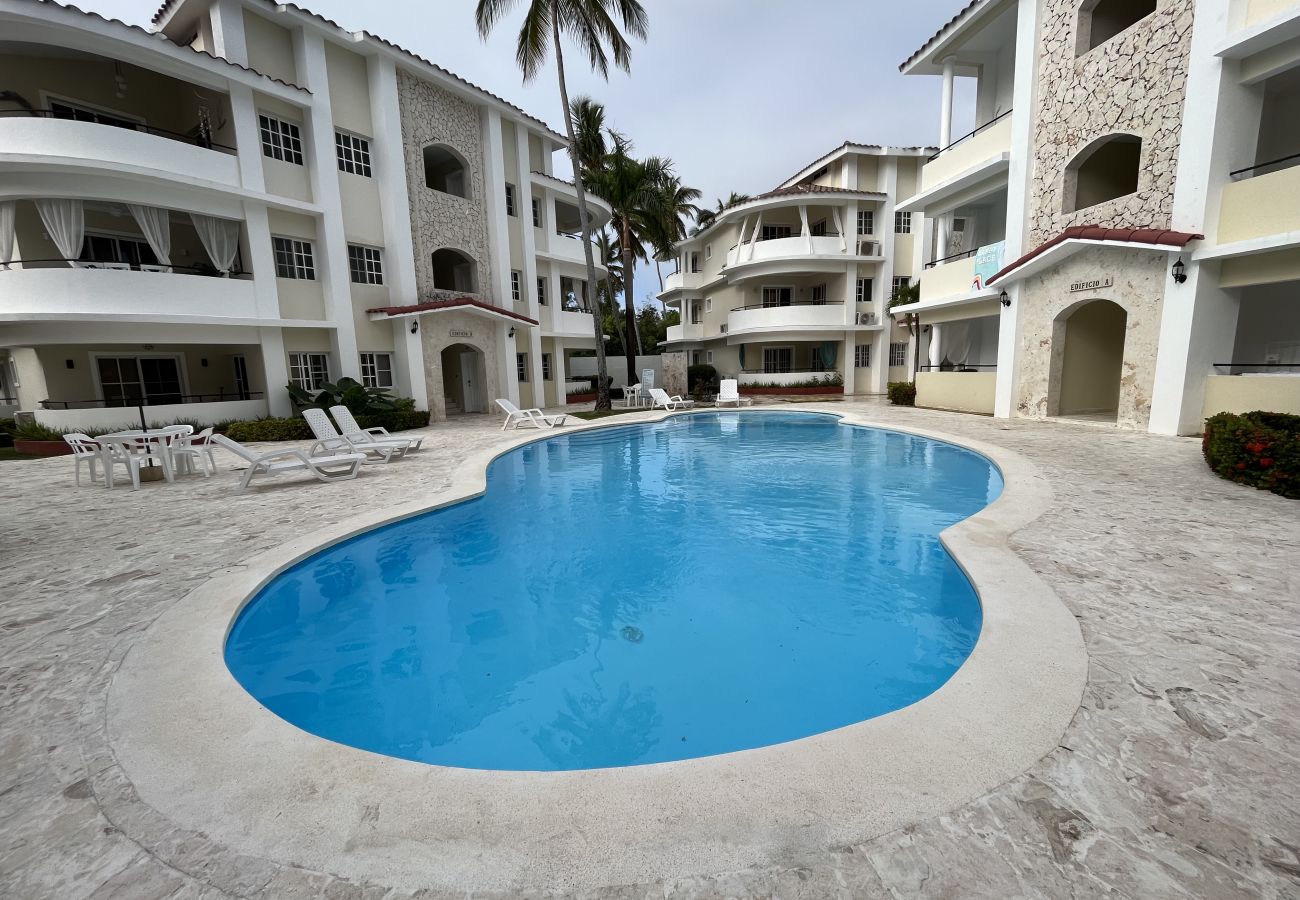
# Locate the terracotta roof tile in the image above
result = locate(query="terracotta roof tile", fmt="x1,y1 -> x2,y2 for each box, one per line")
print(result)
899,0 -> 984,72
750,184 -> 886,203
366,296 -> 539,326
987,226 -> 1204,286
783,141 -> 937,187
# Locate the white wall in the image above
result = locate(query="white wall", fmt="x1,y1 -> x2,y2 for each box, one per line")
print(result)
568,354 -> 663,389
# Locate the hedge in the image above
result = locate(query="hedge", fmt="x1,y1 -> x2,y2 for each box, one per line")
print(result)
1203,411 -> 1299,499
224,409 -> 431,444
887,381 -> 917,407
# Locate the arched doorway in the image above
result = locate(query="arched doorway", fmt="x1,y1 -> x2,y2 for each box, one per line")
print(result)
440,343 -> 486,415
1052,299 -> 1127,421
431,248 -> 477,293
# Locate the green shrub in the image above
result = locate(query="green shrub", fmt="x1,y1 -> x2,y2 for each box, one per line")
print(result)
287,376 -> 405,415
887,381 -> 917,406
742,373 -> 844,390
224,417 -> 314,443
1202,411 -> 1300,499
13,421 -> 65,441
354,409 -> 430,432
687,364 -> 717,391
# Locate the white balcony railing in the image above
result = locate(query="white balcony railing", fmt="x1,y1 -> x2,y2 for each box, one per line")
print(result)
725,235 -> 877,269
0,267 -> 259,321
727,302 -> 851,336
0,115 -> 241,188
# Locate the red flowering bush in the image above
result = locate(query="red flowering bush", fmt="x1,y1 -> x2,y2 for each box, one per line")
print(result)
1202,411 -> 1299,499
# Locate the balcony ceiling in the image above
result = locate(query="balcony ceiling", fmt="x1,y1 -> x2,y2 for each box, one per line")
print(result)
900,0 -> 1016,76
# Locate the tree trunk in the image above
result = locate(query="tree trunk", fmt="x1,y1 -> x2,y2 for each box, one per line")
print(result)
553,18 -> 610,410
620,219 -> 638,385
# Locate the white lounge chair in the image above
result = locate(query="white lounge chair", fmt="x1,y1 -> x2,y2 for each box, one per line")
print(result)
329,405 -> 423,452
649,388 -> 695,410
210,434 -> 365,491
715,379 -> 753,408
496,398 -> 567,430
301,408 -> 404,462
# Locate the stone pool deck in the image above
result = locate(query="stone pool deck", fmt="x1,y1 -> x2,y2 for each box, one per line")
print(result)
1,399 -> 1297,899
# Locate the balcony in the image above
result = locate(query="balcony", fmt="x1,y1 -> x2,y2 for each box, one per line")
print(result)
542,306 -> 596,339
0,111 -> 241,189
915,371 -> 997,415
0,267 -> 259,322
727,302 -> 857,337
1217,157 -> 1300,247
665,322 -> 705,343
922,112 -> 1014,193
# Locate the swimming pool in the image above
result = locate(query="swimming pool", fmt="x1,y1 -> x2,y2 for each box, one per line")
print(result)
225,412 -> 1002,771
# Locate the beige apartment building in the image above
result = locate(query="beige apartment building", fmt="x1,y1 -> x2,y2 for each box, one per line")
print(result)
0,0 -> 611,427
658,145 -> 931,395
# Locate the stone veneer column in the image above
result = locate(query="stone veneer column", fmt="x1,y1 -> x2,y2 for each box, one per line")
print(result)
367,54 -> 427,410
292,28 -> 360,381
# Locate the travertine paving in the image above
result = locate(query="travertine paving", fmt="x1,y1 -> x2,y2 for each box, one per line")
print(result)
1,399 -> 1297,899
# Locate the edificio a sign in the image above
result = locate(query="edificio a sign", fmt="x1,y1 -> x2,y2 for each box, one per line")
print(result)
1069,277 -> 1114,293
448,328 -> 473,338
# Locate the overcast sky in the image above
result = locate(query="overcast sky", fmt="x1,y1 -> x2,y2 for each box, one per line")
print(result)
96,0 -> 975,307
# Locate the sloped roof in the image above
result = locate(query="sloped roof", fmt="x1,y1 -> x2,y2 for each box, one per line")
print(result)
899,0 -> 984,72
782,141 -> 937,188
366,296 -> 539,326
987,226 -> 1204,286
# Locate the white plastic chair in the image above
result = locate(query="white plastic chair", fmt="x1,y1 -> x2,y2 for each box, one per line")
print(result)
649,388 -> 695,410
621,385 -> 641,409
210,434 -> 365,490
301,408 -> 402,462
164,426 -> 213,477
62,433 -> 103,486
495,398 -> 567,429
98,436 -> 159,491
715,379 -> 753,408
329,405 -> 422,452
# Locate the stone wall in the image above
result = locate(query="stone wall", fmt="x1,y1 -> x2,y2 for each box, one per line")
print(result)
1014,246 -> 1168,430
418,311 -> 500,422
1028,0 -> 1195,244
397,70 -> 493,304
661,351 -> 688,398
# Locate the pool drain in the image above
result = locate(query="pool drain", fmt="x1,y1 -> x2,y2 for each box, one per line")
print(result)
621,625 -> 643,643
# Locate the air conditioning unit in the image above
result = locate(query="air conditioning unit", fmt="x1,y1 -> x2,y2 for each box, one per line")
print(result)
856,312 -> 877,326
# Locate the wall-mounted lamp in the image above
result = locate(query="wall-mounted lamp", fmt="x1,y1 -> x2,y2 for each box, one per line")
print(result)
1000,290 -> 1011,308
410,320 -> 419,334
508,326 -> 516,339
65,359 -> 75,369
1171,257 -> 1187,284
200,358 -> 209,368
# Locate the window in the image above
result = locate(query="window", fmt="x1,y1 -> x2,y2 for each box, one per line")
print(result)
359,352 -> 393,388
335,131 -> 372,177
856,277 -> 874,304
80,233 -> 159,269
763,347 -> 793,374
811,284 -> 827,305
690,252 -> 701,273
690,301 -> 702,324
273,237 -> 315,280
50,99 -> 143,132
1064,134 -> 1142,213
811,219 -> 827,237
761,286 -> 793,308
511,270 -> 522,302
259,115 -> 303,165
516,353 -> 528,382
96,356 -> 182,405
890,342 -> 908,367
1077,0 -> 1157,55
505,183 -> 517,217
536,276 -> 548,306
760,224 -> 793,241
857,210 -> 874,235
532,197 -> 542,228
891,276 -> 912,301
347,244 -> 383,285
542,353 -> 552,381
855,344 -> 871,368
706,350 -> 714,364
422,144 -> 468,197
894,211 -> 912,234
705,298 -> 713,313
431,248 -> 476,292
288,352 -> 329,390
705,244 -> 713,259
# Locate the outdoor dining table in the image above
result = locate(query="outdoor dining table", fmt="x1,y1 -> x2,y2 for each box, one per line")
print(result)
96,426 -> 194,485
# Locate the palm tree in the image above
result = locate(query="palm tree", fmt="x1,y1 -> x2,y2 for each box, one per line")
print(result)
888,279 -> 922,380
692,192 -> 750,234
646,174 -> 702,291
475,0 -> 648,409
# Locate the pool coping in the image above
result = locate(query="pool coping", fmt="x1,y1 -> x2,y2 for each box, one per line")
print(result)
105,407 -> 1088,895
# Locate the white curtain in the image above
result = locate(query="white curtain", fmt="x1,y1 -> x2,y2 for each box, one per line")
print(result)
189,213 -> 240,275
928,324 -> 942,369
945,320 -> 973,368
35,199 -> 84,261
0,201 -> 14,270
127,204 -> 172,268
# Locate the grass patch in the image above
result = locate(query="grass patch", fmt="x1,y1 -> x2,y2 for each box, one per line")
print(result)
0,447 -> 40,462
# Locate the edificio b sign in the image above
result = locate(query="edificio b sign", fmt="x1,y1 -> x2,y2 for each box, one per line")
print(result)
1069,276 -> 1114,293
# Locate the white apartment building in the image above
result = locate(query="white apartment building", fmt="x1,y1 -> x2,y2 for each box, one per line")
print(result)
897,0 -> 1300,434
0,0 -> 611,427
658,145 -> 931,395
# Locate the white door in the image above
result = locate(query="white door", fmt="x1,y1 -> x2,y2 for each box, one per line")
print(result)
460,351 -> 480,412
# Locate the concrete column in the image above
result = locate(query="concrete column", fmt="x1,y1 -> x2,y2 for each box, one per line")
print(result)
840,332 -> 855,396
368,56 -> 418,305
497,325 -> 520,407
527,328 -> 544,399
392,318 -> 429,411
939,57 -> 956,149
516,127 -> 540,324
993,0 -> 1042,419
480,107 -> 512,310
553,339 -> 567,406
292,28 -> 359,380
9,348 -> 47,411
257,327 -> 291,416
873,158 -> 900,394
243,203 -> 279,320
208,0 -> 248,66
227,86 -> 266,193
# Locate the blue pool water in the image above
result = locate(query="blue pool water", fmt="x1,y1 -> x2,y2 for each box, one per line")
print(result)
225,412 -> 1001,771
